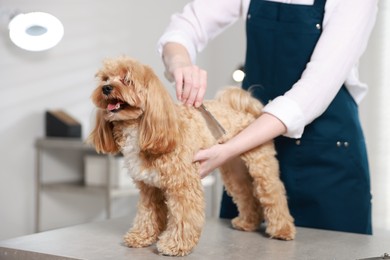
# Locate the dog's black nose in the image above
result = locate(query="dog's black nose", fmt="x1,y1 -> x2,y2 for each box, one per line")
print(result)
102,85 -> 113,95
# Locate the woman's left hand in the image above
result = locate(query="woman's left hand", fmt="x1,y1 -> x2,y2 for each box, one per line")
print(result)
193,144 -> 231,178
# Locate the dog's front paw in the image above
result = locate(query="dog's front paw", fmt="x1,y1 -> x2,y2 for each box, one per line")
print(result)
156,239 -> 193,257
123,231 -> 158,248
156,231 -> 199,257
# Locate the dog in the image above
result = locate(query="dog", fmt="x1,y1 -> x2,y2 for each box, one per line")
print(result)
88,56 -> 296,256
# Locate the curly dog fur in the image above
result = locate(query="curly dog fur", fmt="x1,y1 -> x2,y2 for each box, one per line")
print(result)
88,56 -> 295,256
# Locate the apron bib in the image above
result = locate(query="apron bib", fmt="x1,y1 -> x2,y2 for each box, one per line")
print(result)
220,0 -> 372,234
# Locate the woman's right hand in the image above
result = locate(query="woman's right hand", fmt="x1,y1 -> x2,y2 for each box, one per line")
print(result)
172,64 -> 207,107
162,43 -> 208,107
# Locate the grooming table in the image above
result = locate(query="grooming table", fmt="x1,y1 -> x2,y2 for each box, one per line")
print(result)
0,217 -> 389,260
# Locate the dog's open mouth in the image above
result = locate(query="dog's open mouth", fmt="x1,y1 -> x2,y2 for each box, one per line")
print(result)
107,100 -> 127,112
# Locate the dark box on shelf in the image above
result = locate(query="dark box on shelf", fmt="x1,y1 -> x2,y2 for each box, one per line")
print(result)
45,110 -> 82,138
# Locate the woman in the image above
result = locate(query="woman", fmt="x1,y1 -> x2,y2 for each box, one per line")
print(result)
158,0 -> 378,234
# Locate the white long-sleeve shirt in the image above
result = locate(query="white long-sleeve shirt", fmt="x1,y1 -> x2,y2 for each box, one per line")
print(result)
158,0 -> 378,138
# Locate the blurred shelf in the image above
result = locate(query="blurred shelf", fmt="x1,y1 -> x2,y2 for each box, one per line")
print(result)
35,137 -> 129,233
35,137 -> 94,151
41,181 -> 139,198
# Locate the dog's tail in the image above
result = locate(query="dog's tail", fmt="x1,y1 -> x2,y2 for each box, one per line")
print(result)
216,86 -> 263,118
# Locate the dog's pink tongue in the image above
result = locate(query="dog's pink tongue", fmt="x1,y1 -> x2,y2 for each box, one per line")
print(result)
107,102 -> 122,111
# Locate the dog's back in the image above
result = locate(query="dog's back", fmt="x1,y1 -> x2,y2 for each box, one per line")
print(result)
215,86 -> 263,118
203,87 -> 263,137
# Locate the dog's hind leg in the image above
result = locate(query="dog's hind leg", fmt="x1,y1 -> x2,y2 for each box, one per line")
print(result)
156,174 -> 205,256
124,182 -> 167,248
220,157 -> 263,232
242,144 -> 296,240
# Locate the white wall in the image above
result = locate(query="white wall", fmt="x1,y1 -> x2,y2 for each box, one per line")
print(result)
0,0 -> 388,240
359,0 -> 390,232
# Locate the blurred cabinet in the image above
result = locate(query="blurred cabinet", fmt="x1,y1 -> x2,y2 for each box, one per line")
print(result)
34,138 -> 138,233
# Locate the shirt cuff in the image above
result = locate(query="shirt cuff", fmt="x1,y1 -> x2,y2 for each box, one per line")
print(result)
157,31 -> 197,63
262,96 -> 305,139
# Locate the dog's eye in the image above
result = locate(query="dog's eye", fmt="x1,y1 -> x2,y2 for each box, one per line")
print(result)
121,77 -> 131,86
102,76 -> 109,82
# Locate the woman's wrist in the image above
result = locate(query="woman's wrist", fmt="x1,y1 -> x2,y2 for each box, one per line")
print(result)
221,141 -> 240,161
162,42 -> 192,76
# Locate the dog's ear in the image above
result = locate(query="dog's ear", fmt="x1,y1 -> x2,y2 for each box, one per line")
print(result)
88,110 -> 120,154
138,66 -> 179,155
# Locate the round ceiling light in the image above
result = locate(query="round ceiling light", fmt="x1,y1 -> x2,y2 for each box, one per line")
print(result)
8,12 -> 64,52
232,68 -> 245,83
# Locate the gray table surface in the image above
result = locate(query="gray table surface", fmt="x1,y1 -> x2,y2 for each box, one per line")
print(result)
0,217 -> 389,260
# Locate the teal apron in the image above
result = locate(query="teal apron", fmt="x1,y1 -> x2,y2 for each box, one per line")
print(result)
220,0 -> 372,234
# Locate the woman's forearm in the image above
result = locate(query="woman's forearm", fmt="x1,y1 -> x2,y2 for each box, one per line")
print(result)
194,112 -> 287,177
224,113 -> 287,158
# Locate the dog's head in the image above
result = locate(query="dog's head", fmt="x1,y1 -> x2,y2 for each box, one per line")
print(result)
88,56 -> 179,155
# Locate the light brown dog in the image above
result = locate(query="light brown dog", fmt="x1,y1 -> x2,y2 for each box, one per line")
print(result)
88,56 -> 295,256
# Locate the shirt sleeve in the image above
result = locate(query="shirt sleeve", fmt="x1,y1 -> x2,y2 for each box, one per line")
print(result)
264,0 -> 378,138
157,0 -> 246,63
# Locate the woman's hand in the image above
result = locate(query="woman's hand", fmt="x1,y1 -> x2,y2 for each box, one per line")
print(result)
162,42 -> 207,107
193,144 -> 232,178
172,65 -> 207,107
